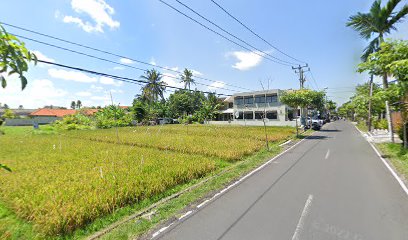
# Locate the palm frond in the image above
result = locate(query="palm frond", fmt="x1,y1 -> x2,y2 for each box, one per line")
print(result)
346,13 -> 375,39
387,3 -> 408,28
361,37 -> 380,61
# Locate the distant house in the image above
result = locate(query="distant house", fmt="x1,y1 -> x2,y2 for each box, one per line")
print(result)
30,109 -> 77,118
0,109 -> 36,118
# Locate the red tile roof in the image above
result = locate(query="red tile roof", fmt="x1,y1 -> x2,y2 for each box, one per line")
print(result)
30,108 -> 100,117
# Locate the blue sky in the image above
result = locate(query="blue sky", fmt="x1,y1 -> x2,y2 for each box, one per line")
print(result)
1,0 -> 407,109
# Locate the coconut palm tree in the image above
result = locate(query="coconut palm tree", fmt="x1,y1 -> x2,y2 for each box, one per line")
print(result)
140,69 -> 166,103
180,68 -> 195,90
347,0 -> 408,141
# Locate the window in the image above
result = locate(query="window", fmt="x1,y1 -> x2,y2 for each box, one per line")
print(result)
228,102 -> 233,108
255,95 -> 266,103
244,111 -> 253,119
244,96 -> 254,104
255,111 -> 264,119
234,97 -> 243,105
266,111 -> 278,120
266,94 -> 278,103
235,111 -> 243,119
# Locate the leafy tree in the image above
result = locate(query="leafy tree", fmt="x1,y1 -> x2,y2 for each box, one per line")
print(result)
76,100 -> 82,109
168,90 -> 206,118
180,68 -> 195,90
18,105 -> 23,109
347,0 -> 408,140
0,24 -> 37,90
140,69 -> 166,103
94,105 -> 132,128
131,98 -> 148,123
2,109 -> 15,119
280,89 -> 325,136
197,97 -> 221,123
71,101 -> 76,109
3,104 -> 9,109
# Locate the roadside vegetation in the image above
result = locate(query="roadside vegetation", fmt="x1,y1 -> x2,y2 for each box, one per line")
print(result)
378,143 -> 408,181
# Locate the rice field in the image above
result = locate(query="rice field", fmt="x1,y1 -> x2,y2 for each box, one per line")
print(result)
0,125 -> 295,237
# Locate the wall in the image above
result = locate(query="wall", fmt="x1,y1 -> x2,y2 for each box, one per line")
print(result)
4,117 -> 61,126
208,120 -> 297,127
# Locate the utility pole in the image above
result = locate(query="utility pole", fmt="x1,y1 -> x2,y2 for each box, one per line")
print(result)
368,75 -> 373,132
292,64 -> 309,89
292,64 -> 309,124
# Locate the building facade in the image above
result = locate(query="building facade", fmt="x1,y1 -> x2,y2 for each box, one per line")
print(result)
213,89 -> 296,127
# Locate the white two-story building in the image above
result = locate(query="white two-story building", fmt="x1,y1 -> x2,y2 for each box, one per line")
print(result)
213,89 -> 297,127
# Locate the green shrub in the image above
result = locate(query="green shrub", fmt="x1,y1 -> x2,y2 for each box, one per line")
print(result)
373,119 -> 388,129
397,123 -> 407,141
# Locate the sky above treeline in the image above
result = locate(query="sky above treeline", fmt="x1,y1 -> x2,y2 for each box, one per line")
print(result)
1,0 -> 407,109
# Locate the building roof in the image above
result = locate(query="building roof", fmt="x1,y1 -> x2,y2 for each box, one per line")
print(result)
30,109 -> 77,117
232,89 -> 281,97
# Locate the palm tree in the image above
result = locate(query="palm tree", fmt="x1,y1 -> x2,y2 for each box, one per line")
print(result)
140,69 -> 166,103
180,68 -> 195,91
347,0 -> 408,141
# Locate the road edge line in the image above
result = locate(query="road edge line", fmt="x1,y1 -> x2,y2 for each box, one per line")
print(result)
354,125 -> 408,197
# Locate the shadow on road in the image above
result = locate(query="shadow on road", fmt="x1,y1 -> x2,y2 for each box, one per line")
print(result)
319,129 -> 341,133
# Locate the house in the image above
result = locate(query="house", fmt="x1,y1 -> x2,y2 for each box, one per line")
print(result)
212,89 -> 297,127
0,109 -> 36,118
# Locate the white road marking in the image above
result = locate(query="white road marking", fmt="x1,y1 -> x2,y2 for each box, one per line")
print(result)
178,210 -> 193,220
325,149 -> 330,159
291,194 -> 314,240
279,140 -> 292,147
354,125 -> 408,197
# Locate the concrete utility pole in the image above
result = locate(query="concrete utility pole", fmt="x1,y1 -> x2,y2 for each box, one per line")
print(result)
368,75 -> 374,132
292,64 -> 309,122
292,64 -> 309,89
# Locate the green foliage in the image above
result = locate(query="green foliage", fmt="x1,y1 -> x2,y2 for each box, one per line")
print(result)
0,24 -> 37,90
373,118 -> 388,129
2,109 -> 15,119
346,0 -> 408,61
140,69 -> 166,103
94,105 -> 132,129
54,113 -> 93,130
280,89 -> 325,109
0,163 -> 11,172
180,68 -> 195,90
168,90 -> 206,118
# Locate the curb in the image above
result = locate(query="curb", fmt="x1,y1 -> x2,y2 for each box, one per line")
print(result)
354,125 -> 408,197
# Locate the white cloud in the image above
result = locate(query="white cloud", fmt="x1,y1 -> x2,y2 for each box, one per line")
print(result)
48,68 -> 98,83
191,69 -> 203,76
32,50 -> 55,63
76,91 -> 92,97
150,57 -> 156,66
113,66 -> 125,70
90,84 -> 104,92
110,89 -> 124,94
61,0 -> 120,33
208,81 -> 225,91
162,73 -> 184,89
0,78 -> 69,108
120,58 -> 134,64
228,50 -> 264,71
99,76 -> 123,86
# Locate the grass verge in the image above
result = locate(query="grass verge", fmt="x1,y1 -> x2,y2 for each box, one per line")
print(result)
377,143 -> 408,182
356,121 -> 368,133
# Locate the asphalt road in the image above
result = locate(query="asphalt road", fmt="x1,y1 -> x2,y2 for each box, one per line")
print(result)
157,121 -> 408,240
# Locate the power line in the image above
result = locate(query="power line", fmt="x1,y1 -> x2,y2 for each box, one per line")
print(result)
13,33 -> 240,93
158,0 -> 293,67
209,0 -> 307,64
307,70 -> 319,90
0,21 -> 253,92
37,59 -> 233,96
174,0 -> 297,66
